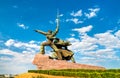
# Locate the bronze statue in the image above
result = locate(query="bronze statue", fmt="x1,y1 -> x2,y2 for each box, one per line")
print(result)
34,25 -> 59,54
51,38 -> 75,63
34,13 -> 75,63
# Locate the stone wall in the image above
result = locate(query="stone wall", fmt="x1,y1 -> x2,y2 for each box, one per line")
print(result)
33,54 -> 105,70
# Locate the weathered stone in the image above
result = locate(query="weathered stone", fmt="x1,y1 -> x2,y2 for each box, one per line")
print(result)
33,54 -> 105,70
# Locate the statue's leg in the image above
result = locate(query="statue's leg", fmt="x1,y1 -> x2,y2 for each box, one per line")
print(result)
50,52 -> 57,59
55,50 -> 62,60
68,50 -> 75,63
40,41 -> 51,54
70,56 -> 76,63
40,44 -> 45,54
50,44 -> 62,60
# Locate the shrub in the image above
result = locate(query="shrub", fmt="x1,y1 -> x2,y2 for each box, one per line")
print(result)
28,69 -> 120,78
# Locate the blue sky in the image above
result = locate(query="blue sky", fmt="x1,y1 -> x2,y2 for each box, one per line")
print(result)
0,0 -> 120,74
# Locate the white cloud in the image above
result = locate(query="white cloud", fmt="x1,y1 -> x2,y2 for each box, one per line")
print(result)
66,7 -> 100,24
0,49 -> 20,56
4,39 -> 15,47
5,39 -> 39,50
78,56 -> 104,65
66,26 -> 120,67
29,40 -> 36,44
70,10 -> 82,17
0,49 -> 35,67
69,28 -> 120,54
94,31 -> 120,49
66,10 -> 83,24
70,34 -> 75,37
72,25 -> 93,34
0,56 -> 12,61
1,39 -> 56,74
83,49 -> 118,59
59,14 -> 64,17
0,49 -> 36,74
67,35 -> 98,52
0,39 -> 39,74
68,25 -> 95,52
17,23 -> 29,29
85,8 -> 100,19
0,62 -> 35,74
115,30 -> 120,38
66,18 -> 83,24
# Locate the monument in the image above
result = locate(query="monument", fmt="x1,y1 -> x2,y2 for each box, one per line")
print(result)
33,12 -> 105,70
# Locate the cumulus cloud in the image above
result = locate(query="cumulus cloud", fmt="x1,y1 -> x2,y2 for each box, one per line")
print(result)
72,25 -> 93,34
4,39 -> 14,47
70,34 -> 75,37
66,10 -> 83,24
66,18 -> 83,24
4,39 -> 41,64
5,39 -> 39,50
85,8 -> 100,19
59,14 -> 64,17
94,31 -> 120,49
0,49 -> 36,64
115,30 -> 120,38
0,39 -> 41,74
0,49 -> 36,74
70,10 -> 82,17
17,23 -> 29,29
78,56 -> 105,65
66,7 -> 100,24
67,25 -> 120,66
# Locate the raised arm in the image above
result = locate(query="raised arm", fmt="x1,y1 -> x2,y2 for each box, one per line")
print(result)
53,25 -> 59,36
52,12 -> 60,36
34,30 -> 47,35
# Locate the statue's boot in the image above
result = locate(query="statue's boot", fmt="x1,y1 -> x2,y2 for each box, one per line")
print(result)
51,52 -> 58,59
70,57 -> 76,63
40,45 -> 45,54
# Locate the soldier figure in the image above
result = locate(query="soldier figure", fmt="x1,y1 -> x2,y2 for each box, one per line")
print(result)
34,25 -> 59,54
34,24 -> 64,60
34,12 -> 76,62
52,38 -> 76,63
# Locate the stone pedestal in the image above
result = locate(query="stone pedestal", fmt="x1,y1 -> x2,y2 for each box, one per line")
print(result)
33,54 -> 105,70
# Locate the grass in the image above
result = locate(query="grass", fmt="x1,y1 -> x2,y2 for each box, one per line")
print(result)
28,69 -> 120,78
